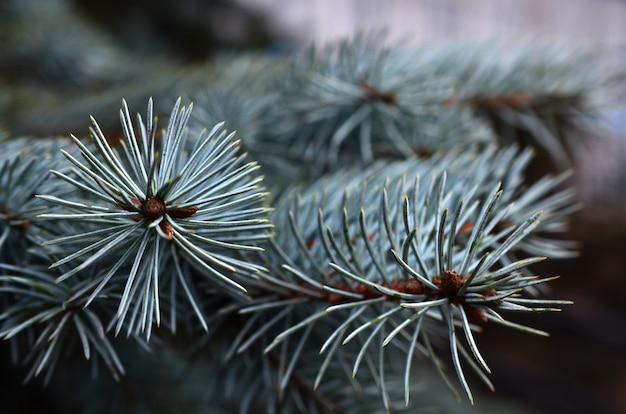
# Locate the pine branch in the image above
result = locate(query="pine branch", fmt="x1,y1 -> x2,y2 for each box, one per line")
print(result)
236,147 -> 574,407
246,32 -> 494,180
0,253 -> 124,384
430,41 -> 606,168
185,36 -> 605,185
0,136 -> 74,264
36,98 -> 273,340
0,26 -> 608,413
188,307 -> 430,413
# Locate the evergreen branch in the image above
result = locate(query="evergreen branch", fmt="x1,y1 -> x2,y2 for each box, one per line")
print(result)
251,148 -> 574,406
0,136 -> 73,264
0,259 -> 124,384
37,98 -> 272,339
0,27 -> 606,413
429,41 -> 605,167
249,32 -> 494,179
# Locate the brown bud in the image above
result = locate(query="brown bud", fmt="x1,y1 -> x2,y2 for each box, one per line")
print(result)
168,206 -> 199,219
142,197 -> 166,220
441,270 -> 464,297
404,279 -> 424,294
159,220 -> 174,240
464,305 -> 488,324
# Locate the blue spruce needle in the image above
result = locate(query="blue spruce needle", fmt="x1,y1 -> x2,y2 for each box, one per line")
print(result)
37,98 -> 273,339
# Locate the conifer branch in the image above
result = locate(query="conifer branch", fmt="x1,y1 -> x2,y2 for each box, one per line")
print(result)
36,98 -> 273,339
0,257 -> 124,384
238,147 -> 574,407
0,26 -> 607,412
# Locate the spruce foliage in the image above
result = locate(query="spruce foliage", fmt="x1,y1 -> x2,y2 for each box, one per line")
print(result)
0,16 -> 608,413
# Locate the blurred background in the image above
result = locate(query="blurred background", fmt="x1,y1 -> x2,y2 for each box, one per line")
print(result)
0,0 -> 625,413
243,0 -> 625,64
